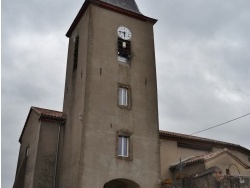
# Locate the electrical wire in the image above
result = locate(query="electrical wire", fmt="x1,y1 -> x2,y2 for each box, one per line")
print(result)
190,112 -> 250,135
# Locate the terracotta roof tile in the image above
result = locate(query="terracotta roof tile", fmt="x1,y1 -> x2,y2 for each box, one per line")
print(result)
32,106 -> 65,119
169,148 -> 250,170
19,107 -> 66,143
159,130 -> 236,147
160,130 -> 250,154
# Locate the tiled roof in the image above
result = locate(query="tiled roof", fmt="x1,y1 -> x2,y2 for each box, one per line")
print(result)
19,107 -> 66,143
169,148 -> 250,170
159,130 -> 250,155
32,106 -> 65,120
99,0 -> 142,14
160,130 -> 236,147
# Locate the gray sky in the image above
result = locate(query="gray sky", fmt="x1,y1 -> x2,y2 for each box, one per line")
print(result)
2,0 -> 250,187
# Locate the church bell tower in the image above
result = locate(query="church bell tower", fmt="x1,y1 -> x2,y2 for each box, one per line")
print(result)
58,0 -> 160,187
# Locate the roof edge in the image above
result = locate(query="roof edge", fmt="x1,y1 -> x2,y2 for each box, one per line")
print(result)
159,130 -> 250,155
170,149 -> 250,170
18,106 -> 65,143
66,0 -> 157,37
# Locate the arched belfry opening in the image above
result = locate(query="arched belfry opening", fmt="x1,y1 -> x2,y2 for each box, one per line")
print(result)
104,178 -> 140,188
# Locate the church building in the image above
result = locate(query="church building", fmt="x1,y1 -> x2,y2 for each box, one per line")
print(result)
13,0 -> 250,188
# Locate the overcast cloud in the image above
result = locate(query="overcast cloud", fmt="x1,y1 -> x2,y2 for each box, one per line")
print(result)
2,0 -> 250,187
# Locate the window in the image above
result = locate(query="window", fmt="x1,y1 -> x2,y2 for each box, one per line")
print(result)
118,135 -> 129,157
119,87 -> 128,106
116,132 -> 133,160
73,36 -> 79,70
118,38 -> 131,63
118,83 -> 131,109
25,147 -> 30,157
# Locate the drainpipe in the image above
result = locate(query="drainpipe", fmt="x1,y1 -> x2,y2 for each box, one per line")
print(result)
53,121 -> 64,188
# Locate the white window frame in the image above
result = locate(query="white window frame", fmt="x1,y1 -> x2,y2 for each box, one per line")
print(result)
118,136 -> 129,157
119,87 -> 128,106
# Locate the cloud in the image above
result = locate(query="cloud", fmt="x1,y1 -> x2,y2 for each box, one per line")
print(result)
147,0 -> 250,149
2,0 -> 250,187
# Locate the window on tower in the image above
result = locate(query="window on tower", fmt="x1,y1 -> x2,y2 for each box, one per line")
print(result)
118,135 -> 129,157
117,131 -> 132,160
118,83 -> 131,109
119,87 -> 128,106
117,38 -> 131,63
25,146 -> 30,158
73,36 -> 79,70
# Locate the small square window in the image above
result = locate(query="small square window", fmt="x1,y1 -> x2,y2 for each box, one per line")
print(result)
118,136 -> 129,157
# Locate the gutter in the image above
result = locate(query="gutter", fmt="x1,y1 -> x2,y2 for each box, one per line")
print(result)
53,119 -> 66,188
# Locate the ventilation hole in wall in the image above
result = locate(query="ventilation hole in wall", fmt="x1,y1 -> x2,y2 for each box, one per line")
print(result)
145,78 -> 147,86
110,123 -> 112,128
100,68 -> 102,76
81,71 -> 82,78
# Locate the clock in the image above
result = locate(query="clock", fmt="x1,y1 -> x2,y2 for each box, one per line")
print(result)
117,26 -> 132,40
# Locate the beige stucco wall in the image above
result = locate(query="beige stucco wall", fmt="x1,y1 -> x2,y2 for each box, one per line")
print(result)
231,150 -> 250,167
160,139 -> 250,181
34,121 -> 60,188
205,153 -> 250,176
58,4 -> 90,187
14,111 -> 41,188
14,111 -> 61,188
212,147 -> 250,167
60,4 -> 160,188
160,139 -> 209,180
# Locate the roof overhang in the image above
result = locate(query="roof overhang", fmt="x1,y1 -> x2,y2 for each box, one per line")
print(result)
66,0 -> 157,37
18,107 -> 66,143
169,149 -> 250,171
159,130 -> 250,156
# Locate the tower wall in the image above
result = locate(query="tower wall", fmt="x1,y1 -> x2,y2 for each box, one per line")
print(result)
58,6 -> 91,188
60,3 -> 160,187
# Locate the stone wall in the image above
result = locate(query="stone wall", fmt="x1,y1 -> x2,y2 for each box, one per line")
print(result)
223,176 -> 250,188
161,166 -> 250,188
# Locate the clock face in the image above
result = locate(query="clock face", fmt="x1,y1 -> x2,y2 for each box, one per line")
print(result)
117,26 -> 132,40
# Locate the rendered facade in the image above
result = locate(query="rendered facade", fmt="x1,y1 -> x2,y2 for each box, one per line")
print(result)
59,0 -> 160,187
159,131 -> 250,185
13,0 -> 250,188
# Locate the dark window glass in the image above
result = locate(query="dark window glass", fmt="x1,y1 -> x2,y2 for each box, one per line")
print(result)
73,36 -> 79,70
118,38 -> 131,60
